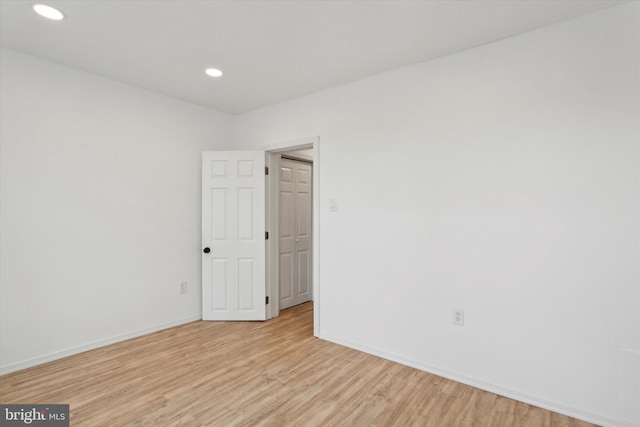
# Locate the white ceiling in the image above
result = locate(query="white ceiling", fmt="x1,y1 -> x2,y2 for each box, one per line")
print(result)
0,0 -> 626,114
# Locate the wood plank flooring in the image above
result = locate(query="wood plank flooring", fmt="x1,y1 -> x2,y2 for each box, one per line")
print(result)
0,303 -> 596,426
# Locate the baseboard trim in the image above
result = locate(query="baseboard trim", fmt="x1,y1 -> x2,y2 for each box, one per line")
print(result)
319,333 -> 623,427
0,314 -> 202,376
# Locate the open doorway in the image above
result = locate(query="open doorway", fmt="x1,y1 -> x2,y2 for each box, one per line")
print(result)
265,137 -> 319,337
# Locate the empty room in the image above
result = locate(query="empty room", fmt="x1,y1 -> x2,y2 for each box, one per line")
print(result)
1,1 -> 638,426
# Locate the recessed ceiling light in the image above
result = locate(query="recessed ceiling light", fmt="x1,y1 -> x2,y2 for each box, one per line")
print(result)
205,68 -> 223,78
33,4 -> 65,20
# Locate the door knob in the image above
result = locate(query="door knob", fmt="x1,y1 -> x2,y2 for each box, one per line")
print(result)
203,247 -> 211,254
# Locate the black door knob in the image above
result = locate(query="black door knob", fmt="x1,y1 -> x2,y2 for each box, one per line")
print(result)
203,247 -> 211,254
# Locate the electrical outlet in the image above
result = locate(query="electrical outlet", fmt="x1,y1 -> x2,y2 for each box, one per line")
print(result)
453,308 -> 464,326
180,281 -> 188,294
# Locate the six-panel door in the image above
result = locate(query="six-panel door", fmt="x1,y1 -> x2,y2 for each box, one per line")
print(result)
279,158 -> 312,310
202,151 -> 266,321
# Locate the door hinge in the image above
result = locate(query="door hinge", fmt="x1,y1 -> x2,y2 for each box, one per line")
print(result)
265,231 -> 269,240
265,166 -> 269,175
266,296 -> 269,304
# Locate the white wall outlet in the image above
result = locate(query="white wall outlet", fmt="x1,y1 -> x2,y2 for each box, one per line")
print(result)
453,308 -> 464,326
329,198 -> 338,212
180,281 -> 188,294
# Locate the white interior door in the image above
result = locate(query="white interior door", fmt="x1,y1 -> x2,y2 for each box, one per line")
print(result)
202,151 -> 266,321
279,158 -> 312,310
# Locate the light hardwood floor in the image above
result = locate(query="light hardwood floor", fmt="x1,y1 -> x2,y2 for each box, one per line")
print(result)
1,303 -> 596,426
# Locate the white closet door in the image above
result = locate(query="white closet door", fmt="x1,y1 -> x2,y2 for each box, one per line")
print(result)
279,158 -> 312,310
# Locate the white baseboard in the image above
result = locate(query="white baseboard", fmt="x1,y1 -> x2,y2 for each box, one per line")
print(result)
0,314 -> 202,376
319,333 -> 624,427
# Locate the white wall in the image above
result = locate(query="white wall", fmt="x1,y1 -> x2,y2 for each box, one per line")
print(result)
237,3 -> 640,426
0,48 -> 235,373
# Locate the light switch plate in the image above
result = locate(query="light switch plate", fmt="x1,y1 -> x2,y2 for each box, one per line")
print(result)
453,308 -> 464,326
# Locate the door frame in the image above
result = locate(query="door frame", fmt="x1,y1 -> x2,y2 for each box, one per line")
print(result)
265,136 -> 320,337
